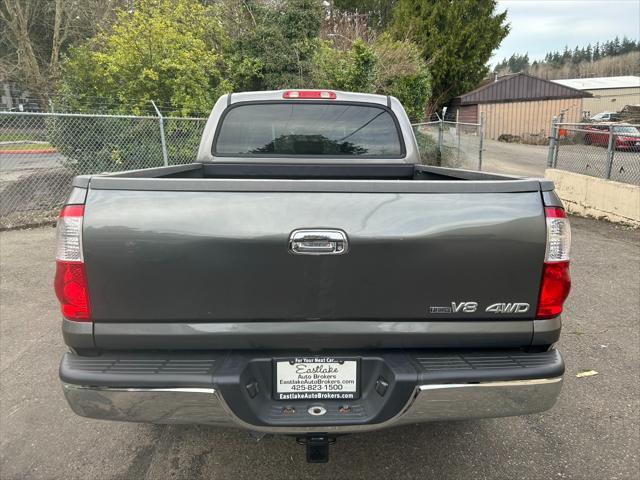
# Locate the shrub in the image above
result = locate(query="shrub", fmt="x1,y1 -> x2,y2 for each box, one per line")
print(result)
413,128 -> 440,165
47,115 -> 165,175
372,35 -> 431,122
313,35 -> 431,122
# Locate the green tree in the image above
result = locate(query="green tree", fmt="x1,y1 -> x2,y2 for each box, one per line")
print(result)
58,0 -> 230,116
313,35 -> 431,121
52,0 -> 231,176
620,36 -> 638,55
388,0 -> 509,113
233,0 -> 322,90
313,40 -> 376,92
612,36 -> 621,55
504,53 -> 529,72
572,46 -> 581,65
494,57 -> 508,72
372,35 -> 431,121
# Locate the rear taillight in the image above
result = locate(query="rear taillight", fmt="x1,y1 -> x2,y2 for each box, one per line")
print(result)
536,207 -> 572,319
283,90 -> 336,99
544,207 -> 571,262
54,205 -> 90,321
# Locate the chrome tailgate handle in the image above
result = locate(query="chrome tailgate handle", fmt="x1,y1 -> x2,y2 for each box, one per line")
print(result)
289,229 -> 348,255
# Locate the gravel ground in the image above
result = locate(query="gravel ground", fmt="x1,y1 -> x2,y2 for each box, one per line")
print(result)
0,217 -> 638,480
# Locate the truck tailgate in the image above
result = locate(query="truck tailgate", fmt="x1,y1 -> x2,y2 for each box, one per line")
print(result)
83,188 -> 546,322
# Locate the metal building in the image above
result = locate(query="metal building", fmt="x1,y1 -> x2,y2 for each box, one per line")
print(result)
551,76 -> 640,118
449,73 -> 590,141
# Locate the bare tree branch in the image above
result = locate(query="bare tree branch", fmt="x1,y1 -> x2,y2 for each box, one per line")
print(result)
2,0 -> 124,106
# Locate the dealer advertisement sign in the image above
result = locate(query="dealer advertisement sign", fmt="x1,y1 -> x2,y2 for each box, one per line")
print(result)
274,357 -> 360,400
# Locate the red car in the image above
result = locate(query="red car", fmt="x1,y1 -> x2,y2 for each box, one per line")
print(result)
584,124 -> 640,151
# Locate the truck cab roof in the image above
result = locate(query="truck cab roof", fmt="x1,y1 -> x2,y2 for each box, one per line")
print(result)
226,90 -> 392,107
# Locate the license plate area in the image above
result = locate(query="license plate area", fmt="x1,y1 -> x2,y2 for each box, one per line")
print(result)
273,357 -> 360,401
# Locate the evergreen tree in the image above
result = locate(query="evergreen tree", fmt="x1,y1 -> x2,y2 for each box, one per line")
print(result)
572,45 -> 581,64
388,0 -> 509,112
234,0 -> 323,89
603,40 -> 613,56
620,36 -> 633,54
612,36 -> 621,55
496,36 -> 639,80
494,57 -> 509,72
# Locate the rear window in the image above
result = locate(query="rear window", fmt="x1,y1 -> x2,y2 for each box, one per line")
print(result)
213,103 -> 403,157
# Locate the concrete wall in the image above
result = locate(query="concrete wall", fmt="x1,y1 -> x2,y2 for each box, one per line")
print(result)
583,87 -> 640,117
480,98 -> 583,141
546,169 -> 640,227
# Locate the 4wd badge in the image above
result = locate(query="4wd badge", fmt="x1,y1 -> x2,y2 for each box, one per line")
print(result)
429,302 -> 530,314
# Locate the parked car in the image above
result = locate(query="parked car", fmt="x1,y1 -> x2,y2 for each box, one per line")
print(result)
584,123 -> 640,150
55,90 -> 571,463
590,111 -> 620,122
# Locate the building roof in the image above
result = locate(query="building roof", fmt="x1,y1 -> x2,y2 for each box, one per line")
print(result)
551,76 -> 640,91
453,73 -> 590,106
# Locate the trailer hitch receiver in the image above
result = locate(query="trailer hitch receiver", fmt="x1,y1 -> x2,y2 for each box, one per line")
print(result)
297,435 -> 335,463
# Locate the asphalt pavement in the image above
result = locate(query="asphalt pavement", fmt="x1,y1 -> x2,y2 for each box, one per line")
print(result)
0,152 -> 64,171
444,138 -> 639,183
482,140 -> 549,177
0,217 -> 638,479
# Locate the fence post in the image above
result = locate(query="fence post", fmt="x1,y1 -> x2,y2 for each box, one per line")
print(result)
606,124 -> 615,179
456,110 -> 461,164
547,116 -> 558,168
478,112 -> 484,171
437,117 -> 444,161
151,100 -> 169,167
553,120 -> 562,168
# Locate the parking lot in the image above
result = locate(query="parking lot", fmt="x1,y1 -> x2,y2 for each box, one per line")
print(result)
0,215 -> 638,479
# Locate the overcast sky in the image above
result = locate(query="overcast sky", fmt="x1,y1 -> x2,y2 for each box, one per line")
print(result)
491,0 -> 640,65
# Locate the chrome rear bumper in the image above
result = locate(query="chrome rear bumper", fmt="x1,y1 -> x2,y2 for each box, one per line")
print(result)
62,377 -> 562,434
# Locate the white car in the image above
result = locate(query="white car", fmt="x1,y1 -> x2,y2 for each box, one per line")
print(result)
590,111 -> 619,122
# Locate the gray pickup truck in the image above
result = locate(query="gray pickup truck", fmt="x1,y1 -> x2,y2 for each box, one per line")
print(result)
56,90 -> 571,462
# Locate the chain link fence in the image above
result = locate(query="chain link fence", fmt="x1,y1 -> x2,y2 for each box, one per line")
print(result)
0,112 -> 207,229
412,115 -> 484,170
440,120 -> 484,170
549,121 -> 640,185
1,110 -> 487,229
412,121 -> 441,165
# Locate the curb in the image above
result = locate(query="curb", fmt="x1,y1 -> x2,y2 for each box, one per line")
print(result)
0,149 -> 58,155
